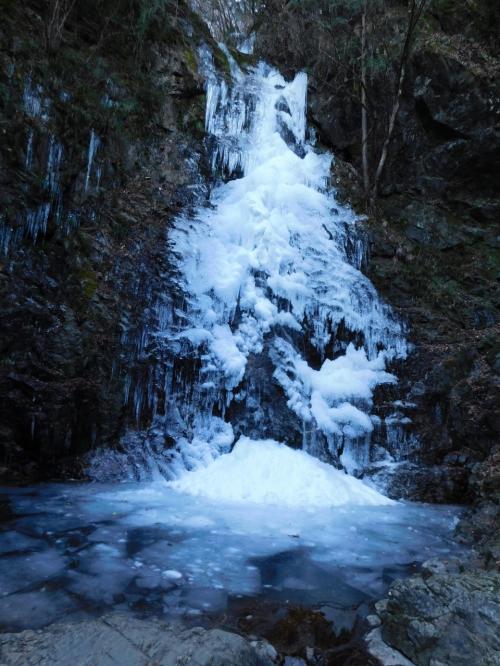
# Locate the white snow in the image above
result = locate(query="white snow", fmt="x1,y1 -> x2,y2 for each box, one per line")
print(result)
169,437 -> 395,507
299,345 -> 395,403
210,325 -> 248,385
274,342 -> 397,436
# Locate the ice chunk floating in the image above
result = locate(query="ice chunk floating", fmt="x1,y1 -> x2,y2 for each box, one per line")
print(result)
170,437 -> 394,507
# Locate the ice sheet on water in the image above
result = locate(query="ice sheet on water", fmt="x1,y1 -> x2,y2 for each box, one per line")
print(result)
0,531 -> 41,554
169,437 -> 395,507
0,483 -> 464,627
94,483 -> 461,604
0,590 -> 79,631
0,549 -> 68,596
66,541 -> 135,604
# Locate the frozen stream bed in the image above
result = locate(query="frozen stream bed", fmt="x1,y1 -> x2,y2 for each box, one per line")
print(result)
0,477 -> 464,635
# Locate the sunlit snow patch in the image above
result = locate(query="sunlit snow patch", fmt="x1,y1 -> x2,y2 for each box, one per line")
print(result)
169,437 -> 395,507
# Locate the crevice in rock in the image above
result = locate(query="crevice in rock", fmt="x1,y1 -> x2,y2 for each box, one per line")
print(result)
414,98 -> 468,143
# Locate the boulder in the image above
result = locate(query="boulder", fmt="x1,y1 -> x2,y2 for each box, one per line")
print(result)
373,569 -> 500,665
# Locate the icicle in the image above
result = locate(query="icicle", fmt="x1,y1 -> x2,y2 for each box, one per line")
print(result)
44,135 -> 63,195
84,130 -> 100,192
25,129 -> 34,170
26,203 -> 50,241
0,223 -> 22,255
23,77 -> 42,118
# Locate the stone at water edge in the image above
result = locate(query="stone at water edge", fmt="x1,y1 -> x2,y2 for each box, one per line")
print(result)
369,568 -> 500,666
365,625 -> 416,666
0,613 -> 276,666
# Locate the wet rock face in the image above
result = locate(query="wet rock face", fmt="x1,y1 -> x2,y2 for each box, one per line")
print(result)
365,200 -> 499,504
0,1 -> 211,480
396,51 -> 500,200
375,566 -> 500,666
225,349 -> 304,447
367,462 -> 468,503
233,602 -> 380,665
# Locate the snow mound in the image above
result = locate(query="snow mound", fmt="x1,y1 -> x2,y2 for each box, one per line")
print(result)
169,437 -> 395,507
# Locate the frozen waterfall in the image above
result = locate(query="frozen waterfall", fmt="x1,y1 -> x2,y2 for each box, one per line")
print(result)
89,46 -> 408,497
169,49 -> 405,465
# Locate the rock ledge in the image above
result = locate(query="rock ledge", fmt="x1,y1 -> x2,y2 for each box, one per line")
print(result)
0,613 -> 275,666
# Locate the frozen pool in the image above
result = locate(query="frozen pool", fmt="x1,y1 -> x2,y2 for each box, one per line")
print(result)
0,481 -> 465,633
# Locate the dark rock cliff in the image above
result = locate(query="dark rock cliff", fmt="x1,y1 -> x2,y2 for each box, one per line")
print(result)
0,0 -> 223,481
255,0 -> 499,509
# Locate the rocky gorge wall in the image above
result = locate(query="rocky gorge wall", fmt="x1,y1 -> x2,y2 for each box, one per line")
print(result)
255,0 -> 499,510
0,0 -> 230,481
1,0 -> 497,507
0,3 -> 498,663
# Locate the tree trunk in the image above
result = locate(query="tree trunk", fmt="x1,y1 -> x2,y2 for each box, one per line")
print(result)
45,0 -> 76,52
371,61 -> 405,199
371,0 -> 428,200
361,1 -> 370,199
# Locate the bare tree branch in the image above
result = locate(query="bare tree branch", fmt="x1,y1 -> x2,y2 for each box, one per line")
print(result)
371,0 -> 428,200
361,0 -> 370,196
44,0 -> 77,52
